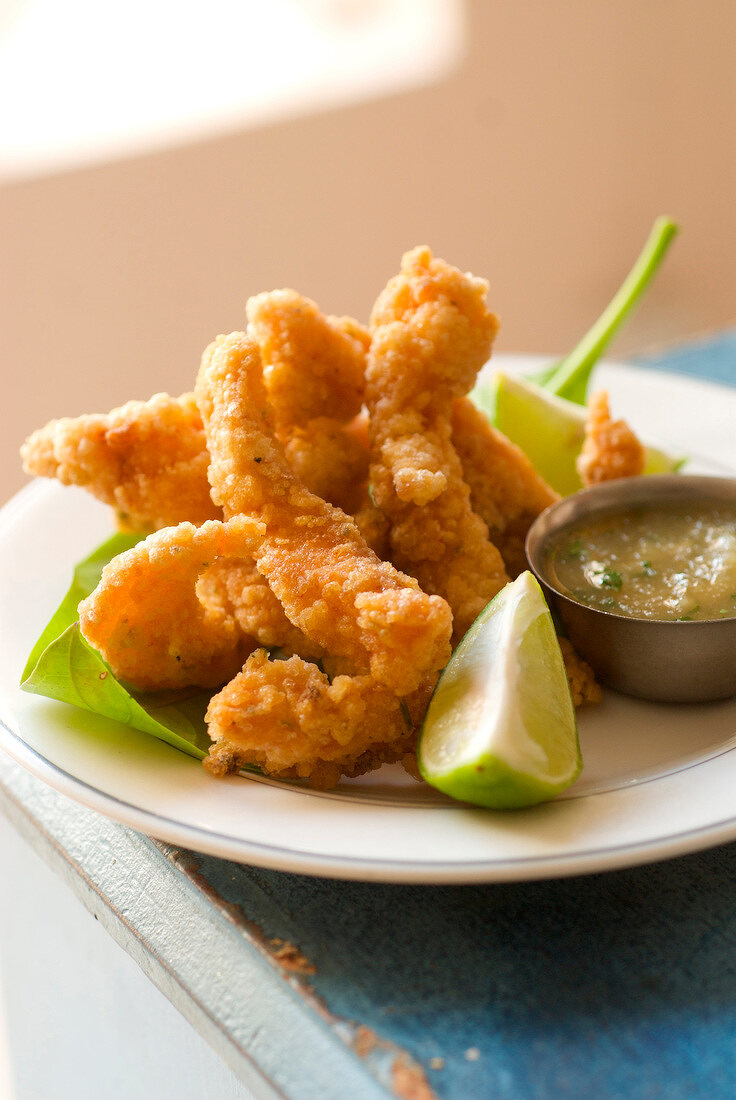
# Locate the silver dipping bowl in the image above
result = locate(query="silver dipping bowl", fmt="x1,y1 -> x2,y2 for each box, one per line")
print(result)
525,475 -> 736,703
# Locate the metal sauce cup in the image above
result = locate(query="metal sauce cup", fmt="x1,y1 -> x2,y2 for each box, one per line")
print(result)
525,475 -> 736,703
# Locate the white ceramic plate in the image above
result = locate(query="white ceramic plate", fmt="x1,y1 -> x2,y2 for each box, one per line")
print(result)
2,358 -> 736,883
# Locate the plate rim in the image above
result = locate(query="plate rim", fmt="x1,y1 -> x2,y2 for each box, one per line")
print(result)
5,712 -> 736,883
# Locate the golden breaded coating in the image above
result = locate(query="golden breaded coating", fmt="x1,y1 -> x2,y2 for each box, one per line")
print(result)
576,390 -> 646,487
197,558 -> 323,660
247,290 -> 368,427
204,651 -> 433,781
451,397 -> 559,575
21,344 -> 372,663
559,637 -> 603,707
366,246 -> 509,640
21,392 -> 219,531
195,331 -> 453,695
247,291 -> 370,514
195,331 -> 452,781
351,484 -> 391,558
277,669 -> 434,787
21,381 -> 372,668
78,518 -> 258,691
282,417 -> 368,516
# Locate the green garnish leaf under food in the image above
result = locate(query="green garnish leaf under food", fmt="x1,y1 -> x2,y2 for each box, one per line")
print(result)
21,532 -> 141,683
21,533 -> 211,760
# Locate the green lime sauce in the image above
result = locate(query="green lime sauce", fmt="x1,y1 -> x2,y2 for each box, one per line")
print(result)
545,502 -> 736,621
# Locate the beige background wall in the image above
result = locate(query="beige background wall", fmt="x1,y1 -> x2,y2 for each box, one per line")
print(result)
2,0 -> 735,504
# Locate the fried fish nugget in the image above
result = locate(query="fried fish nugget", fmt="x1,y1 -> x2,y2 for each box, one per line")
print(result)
21,304 -> 368,531
79,518 -> 258,691
282,417 -> 368,516
451,397 -> 560,576
21,392 -> 219,531
247,290 -> 367,427
197,558 -> 323,661
195,331 -> 452,695
366,246 -> 509,639
559,637 -> 603,707
204,651 -> 433,781
576,390 -> 645,487
247,291 -> 370,514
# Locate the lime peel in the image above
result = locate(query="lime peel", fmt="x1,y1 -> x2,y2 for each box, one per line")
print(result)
418,572 -> 581,810
473,370 -> 684,496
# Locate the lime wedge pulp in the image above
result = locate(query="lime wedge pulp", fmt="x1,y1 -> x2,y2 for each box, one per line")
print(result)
471,371 -> 684,496
418,572 -> 581,809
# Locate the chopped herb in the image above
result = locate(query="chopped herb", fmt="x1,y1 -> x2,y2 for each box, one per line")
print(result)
253,456 -> 262,463
677,605 -> 700,621
635,560 -> 656,577
367,484 -> 377,508
595,569 -> 622,590
565,539 -> 585,560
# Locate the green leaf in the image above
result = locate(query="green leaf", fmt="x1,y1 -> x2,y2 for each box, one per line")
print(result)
21,531 -> 211,761
23,624 -> 210,758
21,531 -> 143,682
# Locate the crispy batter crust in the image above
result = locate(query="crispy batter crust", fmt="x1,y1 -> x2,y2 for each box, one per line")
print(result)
559,637 -> 603,707
195,330 -> 452,781
78,518 -> 257,690
451,397 -> 559,576
196,331 -> 452,693
576,390 -> 645,487
247,291 -> 371,515
366,246 -> 508,640
21,392 -> 219,531
204,652 -> 434,780
247,290 -> 367,428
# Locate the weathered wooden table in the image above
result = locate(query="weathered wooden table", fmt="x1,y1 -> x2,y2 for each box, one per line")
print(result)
2,332 -> 735,1100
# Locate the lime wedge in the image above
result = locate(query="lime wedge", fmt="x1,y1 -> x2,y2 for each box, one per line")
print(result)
418,572 -> 581,809
471,371 -> 684,496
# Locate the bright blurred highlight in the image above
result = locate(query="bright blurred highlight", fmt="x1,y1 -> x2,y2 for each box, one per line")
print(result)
0,0 -> 464,180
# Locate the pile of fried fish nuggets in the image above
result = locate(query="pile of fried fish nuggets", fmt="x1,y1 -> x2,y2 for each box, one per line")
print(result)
22,248 -> 645,789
